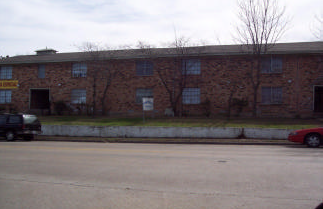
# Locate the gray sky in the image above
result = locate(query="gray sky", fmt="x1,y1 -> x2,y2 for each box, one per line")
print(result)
0,0 -> 322,56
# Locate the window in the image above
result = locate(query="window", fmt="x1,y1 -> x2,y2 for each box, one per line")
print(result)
136,88 -> 153,104
71,89 -> 86,104
0,90 -> 11,104
182,88 -> 200,104
261,56 -> 283,73
136,61 -> 153,76
72,63 -> 87,78
0,66 -> 12,79
8,115 -> 22,124
261,87 -> 282,104
38,65 -> 45,79
182,59 -> 201,75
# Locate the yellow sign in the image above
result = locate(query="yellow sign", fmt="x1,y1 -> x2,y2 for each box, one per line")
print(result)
0,80 -> 18,89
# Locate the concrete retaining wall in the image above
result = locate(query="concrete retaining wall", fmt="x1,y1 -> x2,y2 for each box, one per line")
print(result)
243,128 -> 292,140
42,125 -> 291,140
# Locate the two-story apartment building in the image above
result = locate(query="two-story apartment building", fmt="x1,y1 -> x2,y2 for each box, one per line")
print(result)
0,42 -> 322,118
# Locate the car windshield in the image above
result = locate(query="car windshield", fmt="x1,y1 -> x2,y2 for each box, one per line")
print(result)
23,115 -> 39,124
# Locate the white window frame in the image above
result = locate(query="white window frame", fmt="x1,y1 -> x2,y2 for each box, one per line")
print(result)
182,88 -> 200,104
72,63 -> 87,78
136,61 -> 153,76
136,88 -> 153,104
0,66 -> 12,80
261,87 -> 283,104
0,90 -> 12,104
261,56 -> 283,73
182,59 -> 201,75
71,89 -> 86,104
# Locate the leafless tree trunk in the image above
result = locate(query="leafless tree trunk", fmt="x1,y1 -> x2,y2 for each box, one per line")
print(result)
79,42 -> 102,116
101,61 -> 123,116
79,42 -> 119,116
235,0 -> 289,117
138,36 -> 202,116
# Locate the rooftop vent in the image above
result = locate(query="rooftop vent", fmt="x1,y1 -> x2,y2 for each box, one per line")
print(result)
35,48 -> 57,55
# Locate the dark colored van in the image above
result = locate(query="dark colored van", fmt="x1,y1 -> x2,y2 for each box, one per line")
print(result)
0,114 -> 42,141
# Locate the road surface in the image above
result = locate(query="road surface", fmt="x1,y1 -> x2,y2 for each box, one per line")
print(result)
0,141 -> 322,209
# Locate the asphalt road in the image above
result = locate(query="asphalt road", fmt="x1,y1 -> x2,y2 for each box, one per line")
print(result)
0,141 -> 322,209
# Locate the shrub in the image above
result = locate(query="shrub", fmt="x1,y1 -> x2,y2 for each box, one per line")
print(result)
232,98 -> 248,117
54,101 -> 68,115
202,98 -> 211,117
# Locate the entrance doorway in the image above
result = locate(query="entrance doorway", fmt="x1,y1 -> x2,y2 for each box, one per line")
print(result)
314,86 -> 323,112
30,89 -> 50,110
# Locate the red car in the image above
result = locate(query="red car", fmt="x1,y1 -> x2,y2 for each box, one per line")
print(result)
288,128 -> 323,147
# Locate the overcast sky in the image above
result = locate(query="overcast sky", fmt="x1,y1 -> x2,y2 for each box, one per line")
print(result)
0,0 -> 322,56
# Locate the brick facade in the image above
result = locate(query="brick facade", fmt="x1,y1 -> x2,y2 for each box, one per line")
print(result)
1,42 -> 322,118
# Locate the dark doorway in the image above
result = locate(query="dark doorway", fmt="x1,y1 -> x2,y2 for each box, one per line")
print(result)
30,89 -> 50,110
314,86 -> 323,112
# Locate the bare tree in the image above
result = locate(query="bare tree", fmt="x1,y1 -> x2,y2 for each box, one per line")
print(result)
138,36 -> 202,116
312,14 -> 323,40
235,0 -> 289,117
79,42 -> 120,116
100,60 -> 121,116
80,42 -> 101,116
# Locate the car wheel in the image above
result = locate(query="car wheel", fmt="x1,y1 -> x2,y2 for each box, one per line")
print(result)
305,133 -> 321,148
6,131 -> 15,141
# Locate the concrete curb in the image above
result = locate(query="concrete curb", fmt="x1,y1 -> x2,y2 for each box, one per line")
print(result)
35,136 -> 293,145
